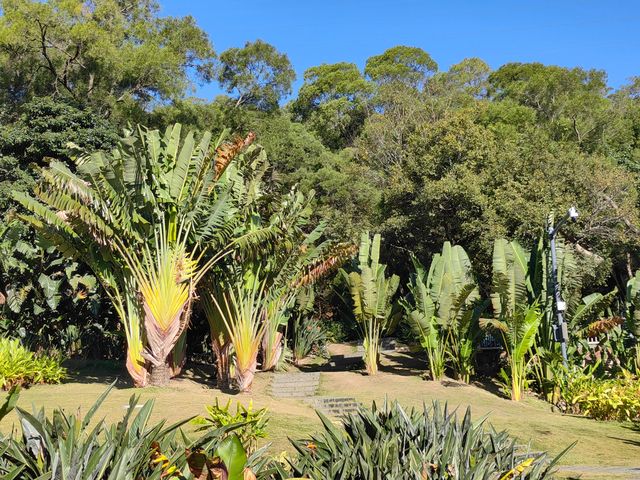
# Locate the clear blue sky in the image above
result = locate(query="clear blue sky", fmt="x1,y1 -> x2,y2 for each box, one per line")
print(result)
160,0 -> 640,100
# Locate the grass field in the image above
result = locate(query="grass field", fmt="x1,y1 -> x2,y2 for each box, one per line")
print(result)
1,347 -> 639,479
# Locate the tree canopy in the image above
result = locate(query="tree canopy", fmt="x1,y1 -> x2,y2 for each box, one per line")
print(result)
365,45 -> 438,89
217,39 -> 295,111
0,0 -> 215,118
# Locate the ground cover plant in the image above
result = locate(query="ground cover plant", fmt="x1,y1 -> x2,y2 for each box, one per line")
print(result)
553,365 -> 640,421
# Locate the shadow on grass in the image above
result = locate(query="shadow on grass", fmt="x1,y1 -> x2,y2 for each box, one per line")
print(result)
63,358 -> 131,388
608,434 -> 640,448
296,349 -> 427,376
62,359 -> 224,390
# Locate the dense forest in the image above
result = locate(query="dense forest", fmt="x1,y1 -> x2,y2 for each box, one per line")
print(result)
1,0 -> 640,363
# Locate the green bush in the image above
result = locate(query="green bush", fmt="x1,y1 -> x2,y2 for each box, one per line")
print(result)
292,315 -> 327,364
283,400 -> 570,479
554,367 -> 640,421
0,337 -> 66,389
193,398 -> 269,453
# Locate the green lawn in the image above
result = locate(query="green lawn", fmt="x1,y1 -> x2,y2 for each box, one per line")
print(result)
1,350 -> 639,479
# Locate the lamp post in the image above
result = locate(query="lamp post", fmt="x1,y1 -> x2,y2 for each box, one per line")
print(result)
548,207 -> 578,367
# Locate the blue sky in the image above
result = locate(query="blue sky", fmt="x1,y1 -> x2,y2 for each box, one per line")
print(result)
160,0 -> 640,100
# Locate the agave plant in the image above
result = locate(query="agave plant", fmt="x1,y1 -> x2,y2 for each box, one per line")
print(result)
284,400 -> 571,479
340,232 -> 400,375
0,385 -> 192,479
13,124 -> 256,386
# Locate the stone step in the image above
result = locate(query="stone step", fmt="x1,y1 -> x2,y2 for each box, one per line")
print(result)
270,372 -> 321,398
273,386 -> 319,394
272,372 -> 320,381
311,396 -> 362,419
271,381 -> 320,387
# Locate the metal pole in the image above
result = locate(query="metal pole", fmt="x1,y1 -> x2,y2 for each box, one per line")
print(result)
549,224 -> 569,367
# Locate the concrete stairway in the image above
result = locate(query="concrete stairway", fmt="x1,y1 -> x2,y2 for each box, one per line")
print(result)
270,372 -> 320,398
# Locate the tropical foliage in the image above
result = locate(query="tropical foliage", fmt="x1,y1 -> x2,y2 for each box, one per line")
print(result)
193,399 -> 269,453
401,242 -> 483,382
0,386 -> 268,480
340,232 -> 400,375
284,400 -> 570,479
2,0 -> 640,424
0,338 -> 66,389
553,365 -> 640,421
13,124 -> 257,386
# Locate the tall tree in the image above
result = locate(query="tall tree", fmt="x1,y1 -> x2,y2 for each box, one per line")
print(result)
0,0 -> 215,118
365,46 -> 437,89
291,62 -> 373,149
217,40 -> 295,111
487,63 -> 613,150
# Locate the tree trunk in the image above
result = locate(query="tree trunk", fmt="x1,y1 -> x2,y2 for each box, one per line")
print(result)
169,331 -> 187,377
364,342 -> 379,375
149,360 -> 171,387
261,331 -> 283,371
212,341 -> 230,388
235,357 -> 257,393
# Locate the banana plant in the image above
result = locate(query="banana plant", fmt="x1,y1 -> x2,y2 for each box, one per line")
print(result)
485,302 -> 542,401
487,239 -> 543,400
402,243 -> 482,382
401,255 -> 445,380
340,232 -> 400,375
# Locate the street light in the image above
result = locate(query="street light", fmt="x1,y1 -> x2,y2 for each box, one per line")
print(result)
548,207 -> 578,367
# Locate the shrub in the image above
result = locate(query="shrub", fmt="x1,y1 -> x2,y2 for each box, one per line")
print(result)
0,337 -> 66,389
0,385 -> 268,479
554,367 -> 640,421
283,400 -> 570,479
193,398 -> 269,453
292,315 -> 327,364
